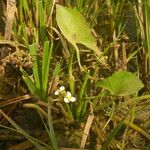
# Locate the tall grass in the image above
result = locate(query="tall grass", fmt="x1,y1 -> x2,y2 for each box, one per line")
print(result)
15,0 -> 59,149
132,0 -> 150,74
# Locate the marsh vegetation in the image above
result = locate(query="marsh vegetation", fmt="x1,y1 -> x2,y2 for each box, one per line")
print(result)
0,0 -> 150,149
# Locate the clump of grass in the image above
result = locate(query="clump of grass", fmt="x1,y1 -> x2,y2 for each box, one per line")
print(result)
132,0 -> 150,75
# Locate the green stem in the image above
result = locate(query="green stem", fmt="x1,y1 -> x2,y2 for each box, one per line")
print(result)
68,46 -> 75,95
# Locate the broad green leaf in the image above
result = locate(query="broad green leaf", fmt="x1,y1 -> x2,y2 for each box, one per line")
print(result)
56,4 -> 102,69
96,71 -> 144,96
56,4 -> 97,50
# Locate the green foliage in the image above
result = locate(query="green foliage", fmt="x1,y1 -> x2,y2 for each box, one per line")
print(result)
16,0 -> 54,44
130,0 -> 150,74
47,99 -> 59,150
96,71 -> 144,96
76,70 -> 90,120
56,4 -> 100,52
56,4 -> 93,46
56,4 -> 102,70
20,68 -> 39,97
106,0 -> 125,36
21,41 -> 58,149
38,0 -> 47,42
1,0 -> 150,149
101,119 -> 124,150
21,41 -> 53,100
42,42 -> 53,97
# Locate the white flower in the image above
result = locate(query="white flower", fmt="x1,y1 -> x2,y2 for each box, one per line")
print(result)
63,91 -> 76,103
63,96 -> 76,103
54,86 -> 76,103
54,90 -> 59,95
59,86 -> 65,92
64,97 -> 70,103
70,97 -> 76,102
54,86 -> 65,95
66,91 -> 71,97
63,91 -> 72,103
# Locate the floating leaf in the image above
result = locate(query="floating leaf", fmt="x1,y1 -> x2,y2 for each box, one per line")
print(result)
96,71 -> 144,96
56,4 -> 102,70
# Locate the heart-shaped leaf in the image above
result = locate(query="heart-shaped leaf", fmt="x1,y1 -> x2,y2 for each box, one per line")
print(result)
96,71 -> 144,96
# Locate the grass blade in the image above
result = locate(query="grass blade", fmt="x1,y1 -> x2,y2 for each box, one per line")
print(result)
101,119 -> 124,150
29,43 -> 42,94
0,109 -> 48,150
38,0 -> 46,42
42,41 -> 53,98
20,67 -> 39,97
47,98 -> 58,150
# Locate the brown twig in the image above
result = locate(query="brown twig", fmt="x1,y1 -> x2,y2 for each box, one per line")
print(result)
0,94 -> 32,108
80,113 -> 94,149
